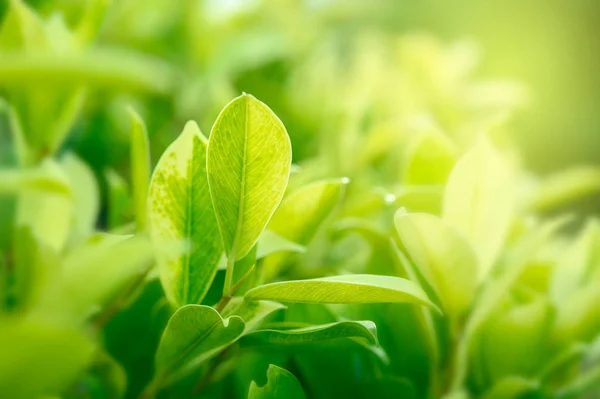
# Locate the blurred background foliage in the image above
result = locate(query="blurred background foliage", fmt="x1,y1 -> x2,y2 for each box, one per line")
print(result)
1,0 -> 598,192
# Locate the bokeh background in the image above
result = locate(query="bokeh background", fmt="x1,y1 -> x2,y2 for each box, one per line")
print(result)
1,0 -> 599,211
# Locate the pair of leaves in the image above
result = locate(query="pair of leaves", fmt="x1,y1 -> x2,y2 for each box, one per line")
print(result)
148,94 -> 291,307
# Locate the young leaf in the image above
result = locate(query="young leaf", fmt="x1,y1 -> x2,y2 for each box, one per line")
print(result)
129,108 -> 151,231
240,320 -> 378,348
221,297 -> 286,332
256,230 -> 306,260
245,274 -> 436,309
442,136 -> 516,280
154,305 -> 245,386
248,364 -> 305,399
395,211 -> 477,319
207,94 -> 291,293
105,169 -> 131,229
268,178 -> 347,245
404,130 -> 457,185
148,121 -> 222,307
0,159 -> 71,196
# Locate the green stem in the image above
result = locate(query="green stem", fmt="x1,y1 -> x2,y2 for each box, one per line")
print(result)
223,253 -> 236,296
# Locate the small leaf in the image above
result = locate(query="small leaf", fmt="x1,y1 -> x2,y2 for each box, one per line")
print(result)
129,108 -> 151,231
61,153 -> 99,246
207,93 -> 291,263
221,297 -> 286,332
268,178 -> 347,245
256,230 -> 306,260
241,320 -> 378,348
248,364 -> 305,399
443,136 -> 516,280
148,121 -> 222,307
530,166 -> 600,212
105,169 -> 131,229
404,130 -> 457,185
395,211 -> 477,319
245,274 -> 436,309
154,305 -> 245,386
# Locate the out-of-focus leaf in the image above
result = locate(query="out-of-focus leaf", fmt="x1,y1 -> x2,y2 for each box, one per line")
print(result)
245,274 -> 436,309
65,350 -> 127,399
0,51 -> 177,93
256,230 -> 306,260
0,317 -> 95,399
482,376 -> 539,399
61,153 -> 99,246
129,108 -> 151,231
248,364 -> 305,399
394,185 -> 444,214
105,169 -> 131,229
404,130 -> 457,185
263,178 -> 347,279
552,281 -> 600,345
154,304 -> 245,386
0,160 -> 71,196
530,167 -> 600,212
395,211 -> 477,319
478,297 -> 554,383
148,121 -> 221,307
443,136 -> 516,280
241,320 -> 378,348
207,94 -> 291,268
30,235 -> 153,324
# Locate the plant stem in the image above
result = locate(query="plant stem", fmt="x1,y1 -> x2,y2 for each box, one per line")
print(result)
222,253 -> 236,296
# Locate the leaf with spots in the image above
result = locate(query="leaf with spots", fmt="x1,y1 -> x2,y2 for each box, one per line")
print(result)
148,121 -> 222,307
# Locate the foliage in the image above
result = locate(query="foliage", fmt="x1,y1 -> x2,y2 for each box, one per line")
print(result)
1,1 -> 600,399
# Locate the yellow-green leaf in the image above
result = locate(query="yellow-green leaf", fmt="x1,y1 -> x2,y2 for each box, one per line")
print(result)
207,93 -> 291,263
245,274 -> 436,309
395,211 -> 477,319
129,108 -> 151,231
148,121 -> 222,307
443,136 -> 516,280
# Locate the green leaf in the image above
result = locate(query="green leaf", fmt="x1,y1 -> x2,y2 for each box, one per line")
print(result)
154,304 -> 245,386
482,377 -> 539,399
248,364 -> 305,399
105,169 -> 131,229
245,274 -> 436,309
257,230 -> 306,260
442,136 -> 516,280
207,94 -> 291,292
530,166 -> 600,212
61,153 -> 99,246
129,108 -> 151,231
148,121 -> 222,307
241,320 -> 378,348
0,159 -> 71,196
394,211 -> 477,319
404,130 -> 457,185
268,178 -> 347,245
221,297 -> 286,333
0,317 -> 95,399
30,235 -> 154,324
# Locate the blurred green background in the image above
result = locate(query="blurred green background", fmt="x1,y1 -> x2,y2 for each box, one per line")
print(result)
1,0 -> 599,189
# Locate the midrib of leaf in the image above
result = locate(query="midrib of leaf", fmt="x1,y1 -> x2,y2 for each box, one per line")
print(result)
225,96 -> 250,294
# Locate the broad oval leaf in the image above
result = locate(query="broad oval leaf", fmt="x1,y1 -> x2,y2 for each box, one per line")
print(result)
404,130 -> 457,185
129,108 -> 151,231
395,211 -> 477,319
245,274 -> 436,309
248,364 -> 305,399
443,136 -> 516,281
154,304 -> 245,386
241,320 -> 378,348
148,121 -> 222,307
207,93 -> 291,262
